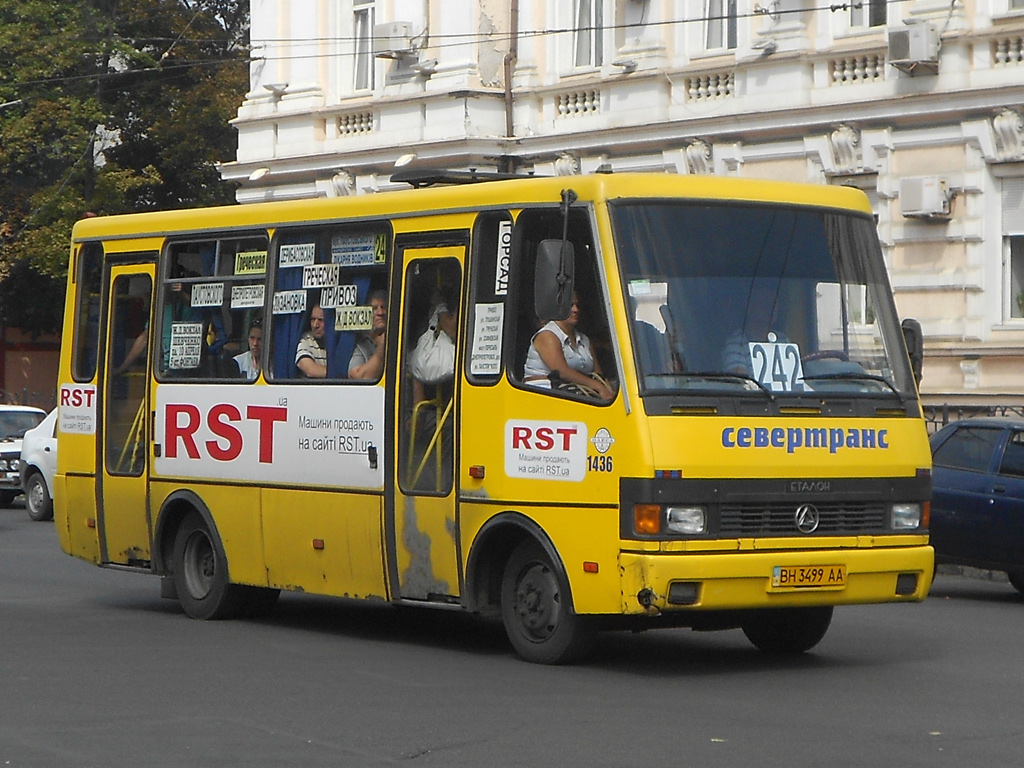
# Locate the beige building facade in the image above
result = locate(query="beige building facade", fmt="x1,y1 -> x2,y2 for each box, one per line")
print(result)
219,0 -> 1024,405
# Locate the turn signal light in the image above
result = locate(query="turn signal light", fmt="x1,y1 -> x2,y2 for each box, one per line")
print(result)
634,503 -> 661,535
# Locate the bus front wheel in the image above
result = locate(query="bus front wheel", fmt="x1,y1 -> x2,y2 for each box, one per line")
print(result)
500,540 -> 595,665
24,474 -> 53,522
171,511 -> 248,620
741,606 -> 833,654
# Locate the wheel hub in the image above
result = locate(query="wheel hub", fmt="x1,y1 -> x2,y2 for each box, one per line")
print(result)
182,531 -> 215,599
514,563 -> 561,641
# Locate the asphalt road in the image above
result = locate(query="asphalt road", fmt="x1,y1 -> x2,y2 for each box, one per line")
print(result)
3,503 -> 1023,767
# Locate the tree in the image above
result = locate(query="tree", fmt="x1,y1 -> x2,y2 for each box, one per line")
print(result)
0,0 -> 249,336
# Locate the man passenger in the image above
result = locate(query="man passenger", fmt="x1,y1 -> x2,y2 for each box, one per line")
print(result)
348,289 -> 387,379
296,303 -> 327,378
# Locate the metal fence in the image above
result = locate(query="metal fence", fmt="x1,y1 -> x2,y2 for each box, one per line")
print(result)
0,388 -> 57,411
922,403 -> 1024,435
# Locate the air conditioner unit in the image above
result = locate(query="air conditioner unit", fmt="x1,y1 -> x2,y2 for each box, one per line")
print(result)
888,22 -> 939,76
373,22 -> 414,58
899,176 -> 950,220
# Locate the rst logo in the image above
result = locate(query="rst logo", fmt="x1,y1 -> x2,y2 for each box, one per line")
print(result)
505,419 -> 588,482
58,383 -> 97,434
164,403 -> 287,463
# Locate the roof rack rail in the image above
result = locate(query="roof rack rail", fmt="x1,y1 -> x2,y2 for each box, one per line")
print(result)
390,169 -> 540,188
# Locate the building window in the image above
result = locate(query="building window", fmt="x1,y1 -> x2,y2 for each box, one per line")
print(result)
706,0 -> 737,51
851,0 -> 887,27
1007,237 -> 1024,319
354,1 -> 375,91
574,0 -> 604,67
1012,0 -> 1024,10
1004,178 -> 1024,320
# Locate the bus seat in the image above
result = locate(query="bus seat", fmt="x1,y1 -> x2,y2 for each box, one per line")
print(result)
634,320 -> 672,376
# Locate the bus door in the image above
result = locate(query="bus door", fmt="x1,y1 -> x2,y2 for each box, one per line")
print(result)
390,246 -> 465,601
100,263 -> 155,566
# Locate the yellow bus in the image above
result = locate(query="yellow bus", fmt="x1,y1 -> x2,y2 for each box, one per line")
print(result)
55,172 -> 933,663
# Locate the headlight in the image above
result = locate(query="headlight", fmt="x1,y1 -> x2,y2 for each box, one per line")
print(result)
0,459 -> 9,471
666,505 -> 706,535
891,503 -> 922,530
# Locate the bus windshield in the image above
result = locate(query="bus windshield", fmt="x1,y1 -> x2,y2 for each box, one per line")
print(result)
611,201 -> 916,400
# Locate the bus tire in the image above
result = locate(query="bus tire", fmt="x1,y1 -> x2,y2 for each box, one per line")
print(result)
171,511 -> 248,620
24,473 -> 53,522
1007,570 -> 1024,595
742,606 -> 833,654
500,539 -> 595,665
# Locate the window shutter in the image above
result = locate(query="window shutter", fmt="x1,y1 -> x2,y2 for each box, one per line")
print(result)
1003,177 -> 1024,235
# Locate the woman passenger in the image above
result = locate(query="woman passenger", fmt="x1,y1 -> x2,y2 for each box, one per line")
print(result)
234,318 -> 262,380
523,293 -> 614,401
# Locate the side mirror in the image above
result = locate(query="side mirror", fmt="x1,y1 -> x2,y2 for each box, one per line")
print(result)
534,239 -> 574,322
901,317 -> 923,386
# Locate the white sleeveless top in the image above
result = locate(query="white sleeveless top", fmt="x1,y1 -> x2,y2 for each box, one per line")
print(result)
523,321 -> 595,386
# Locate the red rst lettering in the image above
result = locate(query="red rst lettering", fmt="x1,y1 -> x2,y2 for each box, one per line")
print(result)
166,404 -> 201,459
61,386 -> 95,408
246,405 -> 287,463
512,426 -> 532,449
534,427 -> 555,451
206,404 -> 243,461
555,427 -> 577,451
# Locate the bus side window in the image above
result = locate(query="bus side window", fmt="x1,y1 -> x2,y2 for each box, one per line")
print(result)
466,212 -> 512,384
269,226 -> 390,381
72,242 -> 105,382
510,208 -> 616,401
159,236 -> 268,380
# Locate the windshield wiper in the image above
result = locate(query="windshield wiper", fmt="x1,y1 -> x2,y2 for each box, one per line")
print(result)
648,372 -> 776,400
800,372 -> 901,397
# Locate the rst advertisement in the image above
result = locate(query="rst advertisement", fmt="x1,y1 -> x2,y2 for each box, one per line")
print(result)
154,385 -> 384,489
505,419 -> 588,482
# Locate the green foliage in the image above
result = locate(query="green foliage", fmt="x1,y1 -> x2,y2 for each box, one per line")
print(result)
0,259 -> 66,336
0,0 -> 249,336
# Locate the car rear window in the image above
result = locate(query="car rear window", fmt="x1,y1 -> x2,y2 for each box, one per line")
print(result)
933,426 -> 1003,473
998,432 -> 1024,478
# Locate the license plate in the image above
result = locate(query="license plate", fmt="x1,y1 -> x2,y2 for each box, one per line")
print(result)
770,564 -> 847,591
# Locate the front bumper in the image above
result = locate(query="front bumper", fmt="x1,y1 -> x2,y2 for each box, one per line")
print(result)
619,538 -> 934,614
1,459 -> 23,493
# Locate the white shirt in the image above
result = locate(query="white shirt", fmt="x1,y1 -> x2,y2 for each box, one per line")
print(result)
234,351 -> 259,380
523,320 -> 595,386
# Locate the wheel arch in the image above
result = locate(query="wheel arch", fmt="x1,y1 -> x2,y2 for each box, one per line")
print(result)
153,490 -> 222,577
22,463 -> 44,491
463,511 -> 576,616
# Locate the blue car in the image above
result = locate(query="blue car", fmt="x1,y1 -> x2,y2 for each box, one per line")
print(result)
930,418 -> 1024,593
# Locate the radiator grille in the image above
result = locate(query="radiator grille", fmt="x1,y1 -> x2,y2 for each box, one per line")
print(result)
719,502 -> 886,536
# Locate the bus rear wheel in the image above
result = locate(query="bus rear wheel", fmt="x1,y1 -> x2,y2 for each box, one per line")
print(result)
742,606 -> 833,654
171,511 -> 249,620
500,540 -> 595,665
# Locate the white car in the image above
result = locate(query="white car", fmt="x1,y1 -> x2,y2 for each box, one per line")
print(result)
0,404 -> 47,509
19,408 -> 57,521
